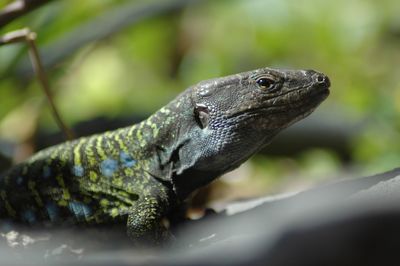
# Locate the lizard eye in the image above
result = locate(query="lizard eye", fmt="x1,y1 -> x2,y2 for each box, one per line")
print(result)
194,104 -> 209,129
256,77 -> 277,91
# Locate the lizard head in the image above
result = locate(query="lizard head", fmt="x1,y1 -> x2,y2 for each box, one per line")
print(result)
192,68 -> 330,133
168,68 -> 330,199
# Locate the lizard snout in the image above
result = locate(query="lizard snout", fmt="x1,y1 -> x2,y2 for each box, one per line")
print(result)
305,69 -> 331,88
313,72 -> 330,88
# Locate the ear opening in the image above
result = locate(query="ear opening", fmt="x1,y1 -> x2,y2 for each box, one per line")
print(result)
194,104 -> 210,129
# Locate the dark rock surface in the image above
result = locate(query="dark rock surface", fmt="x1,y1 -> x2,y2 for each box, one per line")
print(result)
1,168 -> 400,266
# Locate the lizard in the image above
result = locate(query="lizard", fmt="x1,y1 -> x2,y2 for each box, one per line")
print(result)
0,67 -> 330,244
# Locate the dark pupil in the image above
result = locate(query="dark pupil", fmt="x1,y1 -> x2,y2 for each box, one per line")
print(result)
257,78 -> 274,89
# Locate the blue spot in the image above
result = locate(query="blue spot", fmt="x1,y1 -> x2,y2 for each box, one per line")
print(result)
43,165 -> 51,178
21,209 -> 36,224
68,201 -> 92,219
100,158 -> 118,177
120,152 -> 136,168
16,176 -> 24,185
72,165 -> 84,177
45,202 -> 59,222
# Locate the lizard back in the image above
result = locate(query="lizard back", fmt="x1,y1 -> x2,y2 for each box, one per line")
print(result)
0,124 -> 170,226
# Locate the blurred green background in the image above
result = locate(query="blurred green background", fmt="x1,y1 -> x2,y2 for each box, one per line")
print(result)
0,0 -> 399,202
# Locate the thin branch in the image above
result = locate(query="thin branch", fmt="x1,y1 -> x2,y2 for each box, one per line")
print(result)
0,28 -> 75,140
0,0 -> 53,28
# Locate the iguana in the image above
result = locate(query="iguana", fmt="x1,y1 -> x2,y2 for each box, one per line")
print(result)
0,67 -> 330,244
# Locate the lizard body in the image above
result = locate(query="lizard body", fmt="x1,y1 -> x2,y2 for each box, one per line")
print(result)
0,67 -> 330,243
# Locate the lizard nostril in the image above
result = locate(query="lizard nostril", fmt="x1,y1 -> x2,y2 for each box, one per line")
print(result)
316,75 -> 325,82
314,73 -> 330,87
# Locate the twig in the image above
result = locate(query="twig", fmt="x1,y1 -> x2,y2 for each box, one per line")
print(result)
0,28 -> 75,140
0,0 -> 53,28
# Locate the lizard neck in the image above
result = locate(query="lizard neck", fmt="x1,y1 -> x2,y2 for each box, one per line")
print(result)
121,91 -> 194,189
123,91 -> 279,201
132,90 -> 192,153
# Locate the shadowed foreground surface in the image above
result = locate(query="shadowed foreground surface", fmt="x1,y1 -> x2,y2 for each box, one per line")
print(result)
1,168 -> 400,266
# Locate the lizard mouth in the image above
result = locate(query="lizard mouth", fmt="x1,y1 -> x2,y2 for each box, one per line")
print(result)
309,85 -> 330,102
225,85 -> 330,123
295,83 -> 330,112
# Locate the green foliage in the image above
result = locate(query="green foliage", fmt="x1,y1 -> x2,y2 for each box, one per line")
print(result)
1,0 -> 400,189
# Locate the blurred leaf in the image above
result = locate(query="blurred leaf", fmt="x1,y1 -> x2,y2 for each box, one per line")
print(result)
1,0 -> 400,195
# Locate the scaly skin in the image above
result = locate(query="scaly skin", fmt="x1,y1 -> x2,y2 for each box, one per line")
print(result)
0,67 -> 330,244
